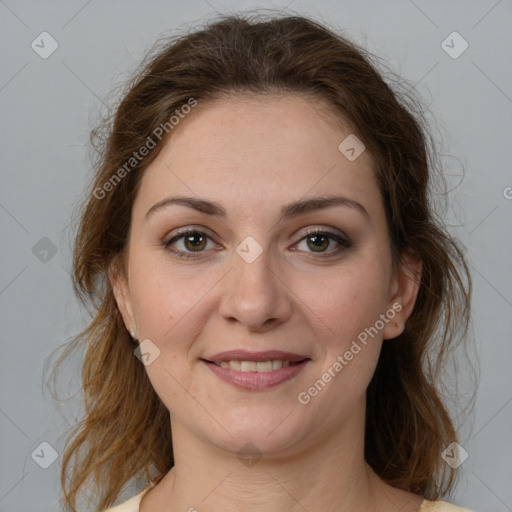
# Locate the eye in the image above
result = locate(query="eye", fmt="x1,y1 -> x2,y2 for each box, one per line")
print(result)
163,227 -> 352,260
294,228 -> 352,257
163,229 -> 218,259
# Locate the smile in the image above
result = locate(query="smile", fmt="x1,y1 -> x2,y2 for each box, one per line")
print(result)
213,360 -> 301,371
202,358 -> 311,390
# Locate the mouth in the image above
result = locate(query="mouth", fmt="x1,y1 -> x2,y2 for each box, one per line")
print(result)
202,359 -> 308,371
201,351 -> 311,391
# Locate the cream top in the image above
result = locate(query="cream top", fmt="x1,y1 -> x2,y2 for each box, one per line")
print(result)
104,484 -> 474,512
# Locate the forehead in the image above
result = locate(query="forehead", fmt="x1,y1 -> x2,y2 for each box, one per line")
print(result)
160,92 -> 363,167
133,93 -> 381,220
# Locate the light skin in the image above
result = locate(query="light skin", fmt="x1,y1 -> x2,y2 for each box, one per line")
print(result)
110,93 -> 423,512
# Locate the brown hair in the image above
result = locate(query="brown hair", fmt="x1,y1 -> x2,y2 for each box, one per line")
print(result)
46,11 -> 472,511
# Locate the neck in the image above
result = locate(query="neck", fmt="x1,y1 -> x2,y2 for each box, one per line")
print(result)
140,405 -> 418,512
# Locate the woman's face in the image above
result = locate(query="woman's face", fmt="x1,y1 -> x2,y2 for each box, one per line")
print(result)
112,93 -> 419,457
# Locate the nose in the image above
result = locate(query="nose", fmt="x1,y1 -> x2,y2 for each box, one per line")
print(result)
218,245 -> 293,332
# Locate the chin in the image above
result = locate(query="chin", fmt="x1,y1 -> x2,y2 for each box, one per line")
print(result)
208,412 -> 312,458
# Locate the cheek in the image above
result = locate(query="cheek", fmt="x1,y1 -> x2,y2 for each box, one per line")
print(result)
129,263 -> 201,413
297,259 -> 391,342
128,250 -> 209,345
295,268 -> 386,424
292,252 -> 390,401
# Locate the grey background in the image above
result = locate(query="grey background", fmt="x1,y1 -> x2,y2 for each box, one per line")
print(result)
1,0 -> 511,511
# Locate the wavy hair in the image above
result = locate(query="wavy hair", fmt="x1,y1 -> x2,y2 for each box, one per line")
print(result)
45,11 -> 473,511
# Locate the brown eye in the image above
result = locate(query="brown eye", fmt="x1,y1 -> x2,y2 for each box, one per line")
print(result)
183,233 -> 207,251
296,229 -> 352,258
163,230 -> 217,259
306,233 -> 330,252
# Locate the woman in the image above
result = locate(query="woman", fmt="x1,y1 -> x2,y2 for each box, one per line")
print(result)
55,12 -> 474,512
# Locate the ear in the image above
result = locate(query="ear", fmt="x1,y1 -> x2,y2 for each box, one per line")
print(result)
108,255 -> 136,337
383,248 -> 422,340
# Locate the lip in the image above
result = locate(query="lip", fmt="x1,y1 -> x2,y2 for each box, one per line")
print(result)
202,357 -> 311,391
204,349 -> 309,363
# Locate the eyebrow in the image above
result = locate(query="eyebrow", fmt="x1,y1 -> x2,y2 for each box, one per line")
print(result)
145,195 -> 369,222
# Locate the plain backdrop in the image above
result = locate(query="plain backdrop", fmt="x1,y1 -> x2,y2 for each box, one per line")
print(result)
1,1 -> 511,511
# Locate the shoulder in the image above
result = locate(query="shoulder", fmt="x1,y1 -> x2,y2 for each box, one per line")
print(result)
103,488 -> 147,512
421,499 -> 475,511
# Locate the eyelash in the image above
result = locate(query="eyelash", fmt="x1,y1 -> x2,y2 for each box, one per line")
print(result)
162,228 -> 352,260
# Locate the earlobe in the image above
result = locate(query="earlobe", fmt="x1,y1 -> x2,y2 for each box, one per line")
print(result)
383,249 -> 422,340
